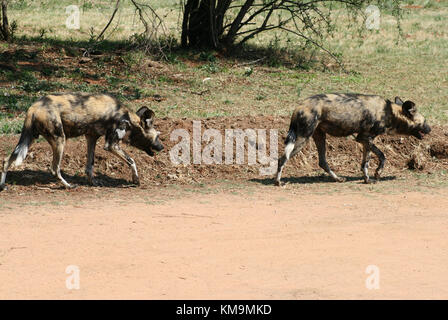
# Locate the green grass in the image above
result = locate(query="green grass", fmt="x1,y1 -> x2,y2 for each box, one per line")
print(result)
0,118 -> 23,134
0,0 -> 446,126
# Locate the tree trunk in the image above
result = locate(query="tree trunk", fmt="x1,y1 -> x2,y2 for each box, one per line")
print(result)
181,0 -> 230,48
0,0 -> 10,41
223,0 -> 254,44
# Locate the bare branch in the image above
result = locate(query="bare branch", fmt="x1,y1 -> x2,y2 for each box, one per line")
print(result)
278,26 -> 346,71
225,0 -> 255,42
96,0 -> 120,41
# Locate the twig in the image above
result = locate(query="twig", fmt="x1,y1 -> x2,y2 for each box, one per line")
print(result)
234,57 -> 266,67
182,89 -> 210,96
96,0 -> 120,41
278,26 -> 346,72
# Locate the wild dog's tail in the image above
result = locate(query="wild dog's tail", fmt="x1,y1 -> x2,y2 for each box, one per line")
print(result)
10,113 -> 36,166
1,109 -> 37,190
284,120 -> 297,145
282,119 -> 298,160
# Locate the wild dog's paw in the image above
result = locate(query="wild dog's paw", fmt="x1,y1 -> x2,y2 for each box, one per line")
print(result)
334,177 -> 346,183
0,184 -> 7,192
274,180 -> 284,187
89,178 -> 104,187
374,172 -> 381,181
64,183 -> 78,189
132,176 -> 140,185
364,178 -> 377,184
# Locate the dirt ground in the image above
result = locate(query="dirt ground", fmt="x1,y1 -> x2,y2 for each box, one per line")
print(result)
0,187 -> 447,299
1,116 -> 448,299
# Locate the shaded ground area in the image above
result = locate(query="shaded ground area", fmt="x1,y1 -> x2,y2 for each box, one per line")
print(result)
0,116 -> 448,195
0,189 -> 447,299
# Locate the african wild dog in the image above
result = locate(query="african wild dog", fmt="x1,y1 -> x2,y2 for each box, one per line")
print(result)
275,93 -> 431,186
0,93 -> 164,191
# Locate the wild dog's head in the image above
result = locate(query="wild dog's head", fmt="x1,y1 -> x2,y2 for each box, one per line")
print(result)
126,106 -> 164,156
392,97 -> 431,140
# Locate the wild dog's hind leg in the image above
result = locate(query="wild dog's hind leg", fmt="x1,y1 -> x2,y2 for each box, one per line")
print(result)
371,143 -> 385,180
106,144 -> 140,185
47,136 -> 74,189
1,129 -> 35,191
313,128 -> 345,182
1,153 -> 21,191
275,137 -> 309,186
85,135 -> 100,186
0,155 -> 16,191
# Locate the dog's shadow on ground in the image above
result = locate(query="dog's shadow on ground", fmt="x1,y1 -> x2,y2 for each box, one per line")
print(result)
251,174 -> 397,186
6,169 -> 133,189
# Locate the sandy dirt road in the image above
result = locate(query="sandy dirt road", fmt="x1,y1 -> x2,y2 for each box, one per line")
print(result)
0,187 -> 447,300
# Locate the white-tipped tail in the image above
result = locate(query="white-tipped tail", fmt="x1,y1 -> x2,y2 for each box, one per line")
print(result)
14,144 -> 28,166
1,110 -> 35,190
284,142 -> 295,160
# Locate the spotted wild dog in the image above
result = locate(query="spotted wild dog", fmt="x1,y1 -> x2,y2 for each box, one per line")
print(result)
275,93 -> 431,186
0,93 -> 164,191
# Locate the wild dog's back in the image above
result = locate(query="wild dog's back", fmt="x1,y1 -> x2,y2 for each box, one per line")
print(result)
31,93 -> 126,138
291,93 -> 389,137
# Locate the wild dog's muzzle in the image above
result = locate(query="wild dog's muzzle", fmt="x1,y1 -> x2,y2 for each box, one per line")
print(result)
414,123 -> 431,140
146,139 -> 164,156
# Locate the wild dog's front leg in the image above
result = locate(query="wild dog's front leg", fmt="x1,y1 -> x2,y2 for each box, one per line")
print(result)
370,144 -> 386,180
106,144 -> 140,185
85,135 -> 100,186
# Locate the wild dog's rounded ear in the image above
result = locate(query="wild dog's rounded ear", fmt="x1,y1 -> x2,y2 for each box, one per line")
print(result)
395,97 -> 404,106
402,100 -> 417,118
136,106 -> 155,120
136,106 -> 155,128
